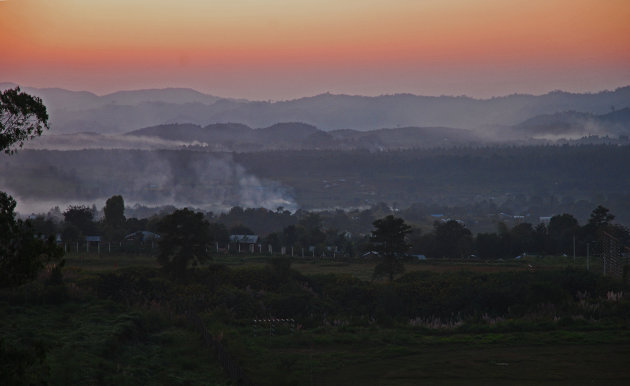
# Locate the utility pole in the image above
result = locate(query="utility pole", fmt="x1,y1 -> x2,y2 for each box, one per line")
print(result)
586,242 -> 590,271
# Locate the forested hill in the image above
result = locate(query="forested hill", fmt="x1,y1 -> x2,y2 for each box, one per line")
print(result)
125,122 -> 482,150
234,145 -> 630,218
514,108 -> 630,138
2,145 -> 629,223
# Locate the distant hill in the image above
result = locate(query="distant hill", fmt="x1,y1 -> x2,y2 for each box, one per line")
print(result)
125,122 -> 482,151
2,82 -> 629,136
128,123 -> 252,143
99,88 -> 223,106
514,107 -> 630,139
0,83 -> 222,111
330,126 -> 482,149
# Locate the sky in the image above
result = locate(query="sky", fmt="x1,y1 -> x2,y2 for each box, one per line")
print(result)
1,0 -> 629,100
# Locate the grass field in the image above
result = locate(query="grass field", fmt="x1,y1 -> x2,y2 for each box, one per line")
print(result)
64,252 -> 594,280
3,253 -> 625,385
0,300 -> 229,385
226,324 -> 630,385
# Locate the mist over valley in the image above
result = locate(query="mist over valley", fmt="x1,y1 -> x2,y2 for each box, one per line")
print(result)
2,84 -> 629,224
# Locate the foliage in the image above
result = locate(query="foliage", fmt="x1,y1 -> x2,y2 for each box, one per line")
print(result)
0,192 -> 64,288
63,205 -> 97,238
433,220 -> 474,258
103,195 -> 126,241
548,213 -> 579,254
0,89 -> 62,289
0,338 -> 49,385
0,87 -> 49,154
229,224 -> 255,235
0,301 -> 229,385
370,215 -> 412,281
156,208 -> 213,280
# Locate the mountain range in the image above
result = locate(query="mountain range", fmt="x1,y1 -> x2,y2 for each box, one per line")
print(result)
2,82 -> 629,138
125,122 -> 482,151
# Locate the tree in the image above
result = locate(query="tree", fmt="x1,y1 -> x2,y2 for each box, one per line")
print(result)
103,195 -> 126,241
0,192 -> 63,288
156,208 -> 212,280
297,212 -> 326,247
229,224 -> 254,235
370,215 -> 412,281
475,232 -> 503,259
63,205 -> 96,237
582,205 -> 615,242
434,220 -> 473,258
582,206 -> 630,253
533,223 -> 549,255
0,88 -> 61,288
510,223 -> 536,255
104,195 -> 125,229
548,214 -> 579,254
1,87 -> 49,154
208,222 -> 230,245
588,205 -> 615,229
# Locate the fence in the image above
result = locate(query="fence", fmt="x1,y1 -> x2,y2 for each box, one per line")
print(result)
61,240 -> 157,256
600,232 -> 630,280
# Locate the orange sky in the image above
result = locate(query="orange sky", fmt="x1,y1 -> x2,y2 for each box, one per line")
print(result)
1,0 -> 629,99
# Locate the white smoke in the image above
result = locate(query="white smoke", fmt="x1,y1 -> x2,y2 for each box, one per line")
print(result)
3,149 -> 297,216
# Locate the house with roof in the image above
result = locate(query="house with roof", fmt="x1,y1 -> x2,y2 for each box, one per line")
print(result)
229,234 -> 260,253
124,231 -> 161,243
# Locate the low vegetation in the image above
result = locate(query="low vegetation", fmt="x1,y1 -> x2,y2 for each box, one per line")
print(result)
2,253 -> 629,385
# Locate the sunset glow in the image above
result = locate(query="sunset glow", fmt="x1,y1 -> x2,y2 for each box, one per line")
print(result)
2,0 -> 629,99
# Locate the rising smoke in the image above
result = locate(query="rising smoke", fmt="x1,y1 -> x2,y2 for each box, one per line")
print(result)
0,149 -> 297,216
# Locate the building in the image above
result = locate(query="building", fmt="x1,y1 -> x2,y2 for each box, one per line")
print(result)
229,234 -> 260,253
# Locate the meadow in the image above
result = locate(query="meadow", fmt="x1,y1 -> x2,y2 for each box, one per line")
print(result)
2,252 -> 628,385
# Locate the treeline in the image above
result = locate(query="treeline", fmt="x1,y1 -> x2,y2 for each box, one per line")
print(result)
413,208 -> 629,259
27,194 -> 629,260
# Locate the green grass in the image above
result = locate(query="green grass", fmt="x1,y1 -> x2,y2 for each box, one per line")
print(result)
314,343 -> 630,386
63,253 -> 160,272
62,252 -> 591,279
234,327 -> 630,385
0,300 -> 230,385
6,253 -> 624,385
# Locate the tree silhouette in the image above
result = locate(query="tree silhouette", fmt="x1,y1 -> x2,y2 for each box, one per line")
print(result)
548,214 -> 579,254
103,195 -> 126,241
63,205 -> 96,237
0,87 -> 49,154
0,192 -> 63,288
0,88 -> 62,288
434,220 -> 473,258
104,195 -> 126,228
370,215 -> 412,281
157,208 -> 212,281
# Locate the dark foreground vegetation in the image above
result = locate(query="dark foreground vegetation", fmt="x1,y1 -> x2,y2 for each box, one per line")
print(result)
2,255 -> 629,385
